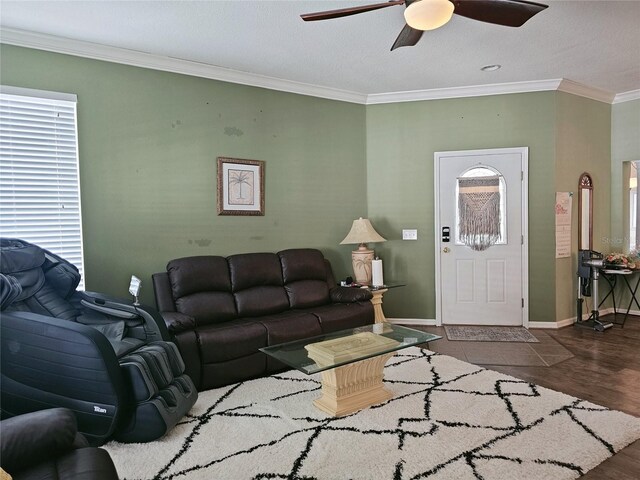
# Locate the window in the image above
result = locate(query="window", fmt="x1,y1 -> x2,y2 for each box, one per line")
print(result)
455,166 -> 507,250
0,86 -> 84,288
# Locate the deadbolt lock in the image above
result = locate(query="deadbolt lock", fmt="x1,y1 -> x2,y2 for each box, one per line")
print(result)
442,247 -> 450,253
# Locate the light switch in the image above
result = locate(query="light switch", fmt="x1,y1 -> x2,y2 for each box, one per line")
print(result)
402,229 -> 418,240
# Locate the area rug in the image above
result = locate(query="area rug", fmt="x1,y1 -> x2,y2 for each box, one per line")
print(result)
104,348 -> 640,480
444,325 -> 539,343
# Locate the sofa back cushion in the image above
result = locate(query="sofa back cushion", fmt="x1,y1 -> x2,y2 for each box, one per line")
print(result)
167,256 -> 237,325
228,253 -> 289,317
279,249 -> 330,309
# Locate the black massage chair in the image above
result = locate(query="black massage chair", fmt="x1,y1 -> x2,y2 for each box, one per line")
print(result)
0,238 -> 198,445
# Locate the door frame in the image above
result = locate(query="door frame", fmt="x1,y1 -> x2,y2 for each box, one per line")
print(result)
434,147 -> 529,327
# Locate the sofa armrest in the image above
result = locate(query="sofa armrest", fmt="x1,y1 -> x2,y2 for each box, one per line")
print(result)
161,311 -> 196,333
1,408 -> 79,473
330,286 -> 373,303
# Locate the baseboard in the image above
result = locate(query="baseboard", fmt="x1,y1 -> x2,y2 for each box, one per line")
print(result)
528,319 -> 573,329
387,318 -> 437,326
529,311 -> 610,329
531,307 -> 640,329
393,318 -> 570,329
389,309 -> 639,329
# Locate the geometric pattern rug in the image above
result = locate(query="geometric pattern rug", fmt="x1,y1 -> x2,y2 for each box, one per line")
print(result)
104,348 -> 640,480
444,325 -> 540,342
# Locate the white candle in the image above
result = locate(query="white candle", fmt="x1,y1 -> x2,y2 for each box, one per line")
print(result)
372,258 -> 384,287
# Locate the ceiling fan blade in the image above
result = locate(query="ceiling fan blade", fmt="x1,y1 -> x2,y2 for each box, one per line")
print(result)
391,24 -> 424,50
301,0 -> 404,22
452,0 -> 548,27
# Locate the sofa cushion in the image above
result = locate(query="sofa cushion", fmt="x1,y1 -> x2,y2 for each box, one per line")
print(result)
1,408 -> 77,473
279,249 -> 331,308
256,311 -> 322,374
175,291 -> 237,325
285,280 -> 330,309
234,286 -> 290,317
256,311 -> 322,346
167,256 -> 231,298
167,256 -> 237,325
56,448 -> 119,480
279,249 -> 326,283
299,302 -> 374,334
7,448 -> 118,480
198,319 -> 267,364
229,253 -> 289,316
228,253 -> 283,291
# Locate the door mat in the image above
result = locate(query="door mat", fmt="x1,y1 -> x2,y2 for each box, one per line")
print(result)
445,325 -> 539,342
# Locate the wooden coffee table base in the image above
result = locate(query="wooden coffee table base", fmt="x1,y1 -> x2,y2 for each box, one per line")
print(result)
312,351 -> 396,416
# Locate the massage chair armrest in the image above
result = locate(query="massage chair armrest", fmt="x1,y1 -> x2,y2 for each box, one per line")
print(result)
160,311 -> 197,334
0,408 -> 85,473
1,310 -> 120,360
79,291 -> 170,341
1,311 -> 127,444
329,286 -> 373,303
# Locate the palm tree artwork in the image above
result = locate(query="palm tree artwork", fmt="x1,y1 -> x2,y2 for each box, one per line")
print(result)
228,169 -> 254,205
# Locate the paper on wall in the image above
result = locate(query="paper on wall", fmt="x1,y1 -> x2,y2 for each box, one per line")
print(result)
555,192 -> 572,258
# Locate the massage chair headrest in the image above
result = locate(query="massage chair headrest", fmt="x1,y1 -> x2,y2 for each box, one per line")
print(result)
0,238 -> 80,301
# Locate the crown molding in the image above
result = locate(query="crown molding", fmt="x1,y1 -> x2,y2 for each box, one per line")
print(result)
557,79 -> 615,104
365,79 -> 563,104
1,28 -> 631,106
0,28 -> 367,104
613,89 -> 640,104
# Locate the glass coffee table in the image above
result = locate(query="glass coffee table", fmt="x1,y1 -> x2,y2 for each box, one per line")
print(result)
260,323 -> 441,416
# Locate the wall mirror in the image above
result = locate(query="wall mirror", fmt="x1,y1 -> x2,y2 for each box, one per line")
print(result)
578,173 -> 593,251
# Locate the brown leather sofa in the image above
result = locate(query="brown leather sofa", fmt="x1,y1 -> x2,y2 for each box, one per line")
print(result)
152,248 -> 374,391
0,408 -> 119,480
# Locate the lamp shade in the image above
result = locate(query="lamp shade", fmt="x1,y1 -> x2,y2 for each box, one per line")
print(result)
340,218 -> 386,245
403,0 -> 454,31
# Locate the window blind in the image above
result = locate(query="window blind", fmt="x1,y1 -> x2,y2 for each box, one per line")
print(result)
0,86 -> 85,289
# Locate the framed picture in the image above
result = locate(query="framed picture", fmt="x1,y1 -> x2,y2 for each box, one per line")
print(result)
217,157 -> 265,216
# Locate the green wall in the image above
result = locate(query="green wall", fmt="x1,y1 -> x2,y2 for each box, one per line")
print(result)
1,44 -> 624,323
366,93 -> 557,321
555,93 -> 611,321
611,99 -> 640,246
0,45 -> 368,304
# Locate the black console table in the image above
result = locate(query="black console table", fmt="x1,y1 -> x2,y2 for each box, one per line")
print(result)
599,269 -> 640,327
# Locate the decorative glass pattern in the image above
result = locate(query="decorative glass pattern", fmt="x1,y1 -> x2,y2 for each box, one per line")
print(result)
456,166 -> 506,250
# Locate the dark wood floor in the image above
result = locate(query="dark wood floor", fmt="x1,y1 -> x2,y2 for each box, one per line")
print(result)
468,316 -> 639,479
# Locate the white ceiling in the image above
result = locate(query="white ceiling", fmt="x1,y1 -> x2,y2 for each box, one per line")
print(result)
1,1 -> 639,102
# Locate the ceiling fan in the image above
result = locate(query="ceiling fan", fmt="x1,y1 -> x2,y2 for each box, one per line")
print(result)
301,0 -> 548,51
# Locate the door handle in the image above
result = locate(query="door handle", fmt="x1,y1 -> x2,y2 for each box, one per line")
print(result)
442,247 -> 450,253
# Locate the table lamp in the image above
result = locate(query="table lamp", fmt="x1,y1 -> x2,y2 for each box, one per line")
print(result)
340,217 -> 386,286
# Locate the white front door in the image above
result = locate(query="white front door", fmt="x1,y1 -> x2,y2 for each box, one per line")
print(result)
435,147 -> 528,326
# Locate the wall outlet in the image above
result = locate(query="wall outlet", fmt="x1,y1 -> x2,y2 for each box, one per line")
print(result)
402,229 -> 418,240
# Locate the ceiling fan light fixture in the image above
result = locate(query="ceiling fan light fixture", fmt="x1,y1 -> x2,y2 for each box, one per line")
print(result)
403,0 -> 454,31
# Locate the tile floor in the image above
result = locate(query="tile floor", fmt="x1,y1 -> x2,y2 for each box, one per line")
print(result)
409,326 -> 574,367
